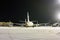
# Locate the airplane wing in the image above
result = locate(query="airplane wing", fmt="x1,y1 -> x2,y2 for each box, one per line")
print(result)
33,24 -> 40,27
19,21 -> 25,22
13,23 -> 25,26
19,21 -> 37,22
30,21 -> 37,22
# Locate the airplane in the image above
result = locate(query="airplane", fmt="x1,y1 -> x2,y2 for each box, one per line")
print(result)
14,11 -> 39,27
25,12 -> 34,27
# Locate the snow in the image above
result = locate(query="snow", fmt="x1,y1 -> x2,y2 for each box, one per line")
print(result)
0,27 -> 60,40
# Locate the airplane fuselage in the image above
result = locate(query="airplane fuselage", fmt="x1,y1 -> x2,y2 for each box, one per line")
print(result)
25,21 -> 34,27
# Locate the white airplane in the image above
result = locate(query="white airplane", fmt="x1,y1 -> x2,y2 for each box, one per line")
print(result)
14,12 -> 39,27
25,12 -> 34,26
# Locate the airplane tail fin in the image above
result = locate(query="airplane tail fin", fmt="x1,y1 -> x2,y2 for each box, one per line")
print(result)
27,12 -> 29,22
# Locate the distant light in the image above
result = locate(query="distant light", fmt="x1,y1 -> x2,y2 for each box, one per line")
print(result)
55,11 -> 60,20
57,13 -> 60,20
55,0 -> 60,4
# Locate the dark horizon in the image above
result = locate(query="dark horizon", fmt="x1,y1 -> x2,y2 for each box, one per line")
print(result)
0,0 -> 55,23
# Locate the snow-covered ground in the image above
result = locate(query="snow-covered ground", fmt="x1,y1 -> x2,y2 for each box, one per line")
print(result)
0,27 -> 60,40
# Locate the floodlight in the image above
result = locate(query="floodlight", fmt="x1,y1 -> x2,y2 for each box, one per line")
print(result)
57,13 -> 60,20
56,11 -> 60,20
55,0 -> 60,4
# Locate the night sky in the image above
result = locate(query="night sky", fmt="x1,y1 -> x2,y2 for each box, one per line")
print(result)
0,0 -> 55,23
